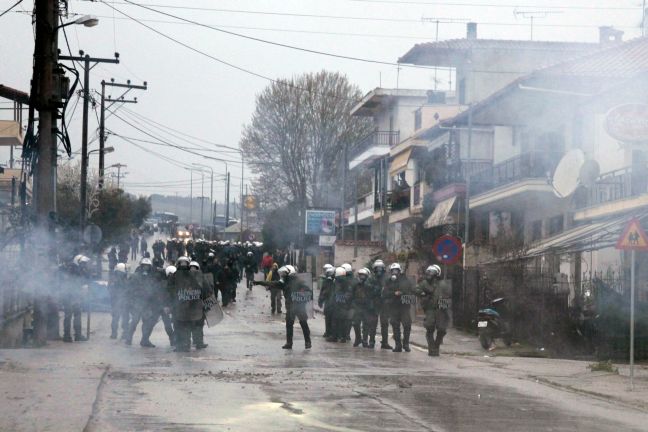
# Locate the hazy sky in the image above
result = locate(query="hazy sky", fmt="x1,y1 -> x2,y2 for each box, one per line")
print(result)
0,0 -> 644,204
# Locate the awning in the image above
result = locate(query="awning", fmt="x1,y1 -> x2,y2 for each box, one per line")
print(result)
389,148 -> 412,175
424,196 -> 456,229
522,215 -> 632,258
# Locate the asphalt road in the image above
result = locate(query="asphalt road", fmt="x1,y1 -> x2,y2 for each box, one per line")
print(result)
2,238 -> 645,431
57,281 -> 646,432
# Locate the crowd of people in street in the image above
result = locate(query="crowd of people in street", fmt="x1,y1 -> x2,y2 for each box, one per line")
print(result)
36,227 -> 451,357
254,260 -> 451,355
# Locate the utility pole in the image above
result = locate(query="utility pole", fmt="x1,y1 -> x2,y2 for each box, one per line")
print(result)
59,52 -> 119,233
31,0 -> 59,226
99,79 -> 146,188
225,171 -> 230,228
107,163 -> 127,188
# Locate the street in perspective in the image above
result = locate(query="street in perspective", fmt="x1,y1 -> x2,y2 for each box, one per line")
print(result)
2,0 -> 648,431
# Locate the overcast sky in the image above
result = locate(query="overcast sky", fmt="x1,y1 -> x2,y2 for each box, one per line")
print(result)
0,0 -> 644,204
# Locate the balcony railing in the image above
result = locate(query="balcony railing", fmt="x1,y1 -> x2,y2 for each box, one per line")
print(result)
576,166 -> 648,209
469,152 -> 562,197
350,130 -> 400,162
434,159 -> 493,189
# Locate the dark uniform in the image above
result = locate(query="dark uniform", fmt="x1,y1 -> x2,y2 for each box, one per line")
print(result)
109,270 -> 129,339
61,262 -> 89,342
373,270 -> 392,349
415,278 -> 451,356
352,277 -> 380,348
318,273 -> 335,337
125,266 -> 159,347
330,277 -> 353,342
281,275 -> 312,349
170,266 -> 210,352
382,273 -> 415,352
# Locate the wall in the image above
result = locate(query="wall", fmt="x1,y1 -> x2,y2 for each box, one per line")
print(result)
459,129 -> 493,160
492,126 -> 516,164
334,241 -> 385,268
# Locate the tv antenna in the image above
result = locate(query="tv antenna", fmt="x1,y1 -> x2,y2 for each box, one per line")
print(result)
422,17 -> 470,90
513,9 -> 563,40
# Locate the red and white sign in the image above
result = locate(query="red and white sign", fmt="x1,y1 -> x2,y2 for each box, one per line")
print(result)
605,103 -> 648,143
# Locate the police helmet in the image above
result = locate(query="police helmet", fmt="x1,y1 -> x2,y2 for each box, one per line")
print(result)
176,256 -> 191,268
334,267 -> 346,278
189,261 -> 200,270
389,263 -> 402,273
341,263 -> 353,275
372,259 -> 385,270
140,257 -> 153,266
277,266 -> 290,277
165,265 -> 177,277
114,263 -> 127,273
357,267 -> 371,280
425,264 -> 441,277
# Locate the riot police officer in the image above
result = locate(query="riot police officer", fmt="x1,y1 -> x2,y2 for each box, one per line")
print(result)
328,266 -> 353,343
382,263 -> 415,352
170,256 -> 210,352
372,260 -> 392,349
415,265 -> 451,356
61,255 -> 90,342
352,268 -> 379,348
318,264 -> 335,338
125,258 -> 158,347
109,263 -> 129,339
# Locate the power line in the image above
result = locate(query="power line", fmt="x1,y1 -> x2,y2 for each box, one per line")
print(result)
0,0 -> 22,18
109,0 -> 439,71
98,1 -> 359,102
107,110 -> 243,164
119,106 -> 242,153
348,0 -> 642,11
66,12 -> 642,32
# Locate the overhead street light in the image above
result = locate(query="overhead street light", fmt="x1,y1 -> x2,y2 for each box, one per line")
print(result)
57,15 -> 100,29
88,146 -> 114,156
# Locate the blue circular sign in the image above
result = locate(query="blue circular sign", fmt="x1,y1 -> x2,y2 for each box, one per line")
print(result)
432,235 -> 462,265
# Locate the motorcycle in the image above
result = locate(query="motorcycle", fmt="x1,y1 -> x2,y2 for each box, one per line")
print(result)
477,297 -> 512,350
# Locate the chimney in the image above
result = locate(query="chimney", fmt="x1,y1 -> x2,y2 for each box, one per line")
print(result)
599,26 -> 624,46
466,22 -> 477,40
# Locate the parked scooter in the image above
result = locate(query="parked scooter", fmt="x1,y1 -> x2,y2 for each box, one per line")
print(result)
477,297 -> 512,350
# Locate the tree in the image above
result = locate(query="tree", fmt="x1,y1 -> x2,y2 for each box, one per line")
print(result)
261,202 -> 302,251
56,163 -> 151,245
240,71 -> 372,208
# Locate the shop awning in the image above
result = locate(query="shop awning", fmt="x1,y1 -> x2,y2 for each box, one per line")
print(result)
424,196 -> 456,229
522,215 -> 632,258
389,148 -> 412,175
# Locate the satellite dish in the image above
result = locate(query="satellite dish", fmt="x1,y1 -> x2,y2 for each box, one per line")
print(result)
552,149 -> 585,198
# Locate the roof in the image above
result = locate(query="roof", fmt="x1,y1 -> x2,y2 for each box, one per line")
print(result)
540,36 -> 648,78
0,84 -> 29,105
351,88 -> 429,116
399,38 -> 597,64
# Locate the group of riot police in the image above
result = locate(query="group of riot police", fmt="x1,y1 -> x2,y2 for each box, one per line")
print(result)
106,239 -> 265,351
316,260 -> 450,356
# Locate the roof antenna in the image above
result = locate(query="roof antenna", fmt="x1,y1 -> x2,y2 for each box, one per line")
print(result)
513,9 -> 562,41
422,17 -> 471,90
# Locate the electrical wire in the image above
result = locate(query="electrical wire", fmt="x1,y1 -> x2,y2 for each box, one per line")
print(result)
98,1 -> 359,103
115,0 -> 438,71
107,110 -> 243,164
348,0 -> 642,10
0,0 -> 22,18
119,106 -> 242,153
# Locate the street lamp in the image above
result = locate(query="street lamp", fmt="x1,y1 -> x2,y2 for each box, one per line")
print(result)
57,15 -> 99,29
88,146 -> 114,156
193,163 -> 214,238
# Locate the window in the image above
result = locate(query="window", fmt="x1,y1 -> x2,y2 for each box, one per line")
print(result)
414,108 -> 422,131
548,215 -> 564,236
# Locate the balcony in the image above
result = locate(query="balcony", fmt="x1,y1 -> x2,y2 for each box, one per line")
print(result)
346,193 -> 375,225
469,151 -> 562,209
349,130 -> 400,170
574,166 -> 648,221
